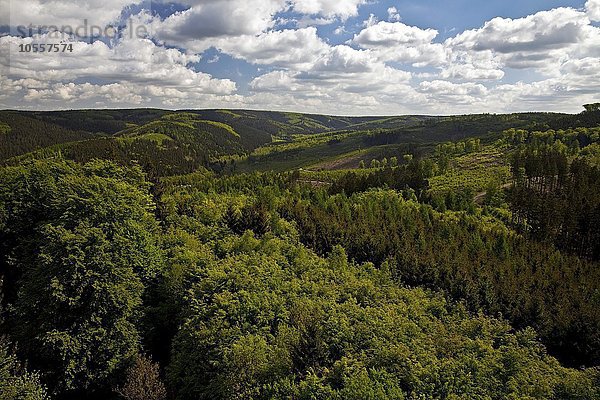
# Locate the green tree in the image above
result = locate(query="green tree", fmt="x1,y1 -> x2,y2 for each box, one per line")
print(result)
0,338 -> 48,400
0,159 -> 162,395
583,103 -> 600,112
0,284 -> 48,400
14,224 -> 145,393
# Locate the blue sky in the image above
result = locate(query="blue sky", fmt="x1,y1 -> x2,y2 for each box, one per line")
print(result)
314,0 -> 586,39
197,0 -> 589,93
0,0 -> 599,114
373,1 -> 585,35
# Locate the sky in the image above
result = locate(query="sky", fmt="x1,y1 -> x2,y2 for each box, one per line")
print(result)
0,0 -> 599,115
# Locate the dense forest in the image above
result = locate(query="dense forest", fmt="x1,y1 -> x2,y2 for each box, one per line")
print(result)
1,107 -> 599,399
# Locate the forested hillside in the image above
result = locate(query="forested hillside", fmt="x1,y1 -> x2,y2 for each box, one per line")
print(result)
1,106 -> 599,399
1,109 -> 567,176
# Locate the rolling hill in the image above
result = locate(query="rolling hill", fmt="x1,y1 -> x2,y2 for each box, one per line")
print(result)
1,108 -> 592,176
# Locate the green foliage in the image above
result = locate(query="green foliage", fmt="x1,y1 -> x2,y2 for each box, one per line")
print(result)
0,110 -> 273,177
0,159 -> 162,395
14,224 -> 145,393
281,189 -> 600,366
0,338 -> 48,400
541,106 -> 600,129
2,109 -> 600,400
2,109 -> 563,176
508,138 -> 600,260
429,145 -> 510,197
435,138 -> 482,158
0,122 -> 11,135
0,112 -> 97,160
224,201 -> 271,236
166,231 -> 599,400
584,103 -> 600,112
580,142 -> 600,166
502,127 -> 600,149
0,285 -> 48,400
329,158 -> 435,196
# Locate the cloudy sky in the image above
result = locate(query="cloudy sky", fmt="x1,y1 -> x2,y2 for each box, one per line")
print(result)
0,0 -> 599,115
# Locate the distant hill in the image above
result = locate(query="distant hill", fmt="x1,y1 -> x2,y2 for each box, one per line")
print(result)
1,108 -> 591,176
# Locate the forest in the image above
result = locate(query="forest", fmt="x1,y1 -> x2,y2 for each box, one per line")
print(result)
0,106 -> 599,399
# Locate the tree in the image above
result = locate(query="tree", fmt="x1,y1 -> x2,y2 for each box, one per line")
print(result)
166,217 -> 600,400
583,103 -> 600,112
0,284 -> 48,400
14,224 -> 146,393
118,355 -> 167,400
437,155 -> 450,174
0,160 -> 162,395
0,338 -> 48,400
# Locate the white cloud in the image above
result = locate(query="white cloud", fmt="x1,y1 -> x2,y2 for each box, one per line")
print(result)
1,0 -> 600,114
0,31 -> 236,109
448,8 -> 587,53
440,64 -> 504,81
23,82 -> 146,104
0,78 -> 25,100
1,34 -> 233,93
248,68 -> 424,115
310,45 -> 377,73
420,80 -> 488,97
560,57 -> 600,79
586,0 -> 600,21
150,0 -> 367,49
387,7 -> 401,22
0,0 -> 139,27
441,48 -> 505,81
10,79 -> 249,109
295,16 -> 336,28
154,0 -> 284,42
250,45 -> 413,104
157,0 -> 367,21
352,21 -> 446,66
354,21 -> 438,47
446,7 -> 594,69
363,14 -> 379,28
333,26 -> 347,35
291,0 -> 367,20
214,27 -> 330,68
